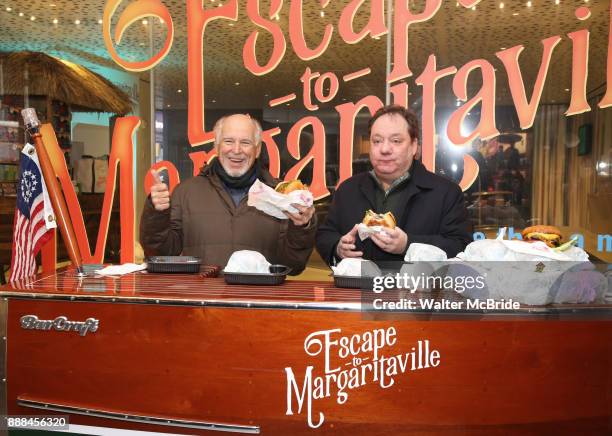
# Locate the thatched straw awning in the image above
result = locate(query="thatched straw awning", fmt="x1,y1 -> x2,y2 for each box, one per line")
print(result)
0,51 -> 132,115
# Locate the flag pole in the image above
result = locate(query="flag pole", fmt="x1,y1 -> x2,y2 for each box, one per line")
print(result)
21,108 -> 84,276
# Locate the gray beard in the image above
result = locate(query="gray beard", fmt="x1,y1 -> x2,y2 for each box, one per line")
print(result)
221,162 -> 248,177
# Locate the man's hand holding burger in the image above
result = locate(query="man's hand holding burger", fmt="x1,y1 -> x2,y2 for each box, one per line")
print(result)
370,227 -> 408,255
284,204 -> 315,227
150,169 -> 170,211
276,179 -> 315,227
363,210 -> 408,255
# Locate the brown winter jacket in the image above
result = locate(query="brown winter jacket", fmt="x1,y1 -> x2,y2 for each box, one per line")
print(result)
140,164 -> 316,275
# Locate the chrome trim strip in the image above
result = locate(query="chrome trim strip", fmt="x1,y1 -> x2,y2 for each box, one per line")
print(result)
17,398 -> 260,434
0,291 -> 611,317
0,298 -> 7,436
0,291 -> 363,311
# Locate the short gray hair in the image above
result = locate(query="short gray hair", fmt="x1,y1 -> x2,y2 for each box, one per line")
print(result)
213,114 -> 262,146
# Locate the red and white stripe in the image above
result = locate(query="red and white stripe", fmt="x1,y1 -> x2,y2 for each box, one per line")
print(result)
9,195 -> 52,281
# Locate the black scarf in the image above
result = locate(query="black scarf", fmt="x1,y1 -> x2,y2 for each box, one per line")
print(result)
211,157 -> 260,189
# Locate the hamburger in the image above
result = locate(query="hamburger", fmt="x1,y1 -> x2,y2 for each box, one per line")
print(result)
275,180 -> 306,194
362,210 -> 396,229
521,225 -> 562,248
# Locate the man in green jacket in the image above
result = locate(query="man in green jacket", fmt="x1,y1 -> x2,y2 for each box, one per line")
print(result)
140,114 -> 316,274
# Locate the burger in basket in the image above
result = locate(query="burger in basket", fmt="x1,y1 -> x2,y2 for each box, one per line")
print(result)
521,225 -> 562,248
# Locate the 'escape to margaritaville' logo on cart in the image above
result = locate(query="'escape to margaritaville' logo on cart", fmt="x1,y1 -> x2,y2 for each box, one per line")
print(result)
285,327 -> 441,428
20,315 -> 99,337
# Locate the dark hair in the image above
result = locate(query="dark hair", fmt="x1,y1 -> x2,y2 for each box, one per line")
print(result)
368,105 -> 420,142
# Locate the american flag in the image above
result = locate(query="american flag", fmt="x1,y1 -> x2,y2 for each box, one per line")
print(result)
9,144 -> 56,281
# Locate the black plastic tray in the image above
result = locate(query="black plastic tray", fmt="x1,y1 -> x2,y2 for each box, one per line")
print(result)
146,256 -> 202,274
333,275 -> 375,290
223,265 -> 291,286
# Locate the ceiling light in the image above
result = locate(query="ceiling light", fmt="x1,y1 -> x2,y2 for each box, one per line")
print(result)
565,88 -> 570,91
159,18 -> 164,24
512,12 -> 519,16
500,47 -> 506,50
52,18 -> 58,24
235,82 -> 240,85
526,1 -> 532,7
451,163 -> 458,172
212,99 -> 216,103
98,19 -> 102,24
50,3 -> 56,6
142,19 -> 148,25
5,7 -> 11,12
167,104 -> 171,108
139,42 -> 145,46
555,0 -> 560,4
320,11 -> 324,17
75,19 -> 80,24
472,6 -> 476,10
30,16 -> 36,21
177,89 -> 182,93
18,12 -> 24,17
499,2 -> 504,8
229,23 -> 234,26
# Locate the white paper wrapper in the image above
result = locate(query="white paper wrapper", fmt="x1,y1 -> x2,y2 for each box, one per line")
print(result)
450,261 -> 605,305
404,243 -> 448,262
449,228 -> 599,304
224,250 -> 270,273
247,179 -> 313,219
456,235 -> 589,262
357,223 -> 388,241
332,259 -> 381,277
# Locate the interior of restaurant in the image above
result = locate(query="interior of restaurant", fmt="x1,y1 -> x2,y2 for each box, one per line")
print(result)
0,0 -> 610,281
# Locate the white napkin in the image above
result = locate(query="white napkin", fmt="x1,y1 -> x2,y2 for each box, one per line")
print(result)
332,259 -> 381,277
247,179 -> 313,219
95,263 -> 147,276
224,250 -> 271,273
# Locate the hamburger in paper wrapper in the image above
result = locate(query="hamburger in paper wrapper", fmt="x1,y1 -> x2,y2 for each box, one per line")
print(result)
357,210 -> 397,241
247,179 -> 313,219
